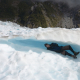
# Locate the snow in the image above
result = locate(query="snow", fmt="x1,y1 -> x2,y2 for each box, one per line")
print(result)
0,21 -> 80,80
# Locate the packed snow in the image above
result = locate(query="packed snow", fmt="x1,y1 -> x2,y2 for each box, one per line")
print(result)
0,21 -> 80,80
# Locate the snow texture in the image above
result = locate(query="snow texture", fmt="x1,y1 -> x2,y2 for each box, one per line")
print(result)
0,21 -> 80,80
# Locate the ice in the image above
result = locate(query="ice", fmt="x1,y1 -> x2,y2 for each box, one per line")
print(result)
0,21 -> 80,80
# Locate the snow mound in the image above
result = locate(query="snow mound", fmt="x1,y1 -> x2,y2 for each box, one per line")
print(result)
0,21 -> 80,45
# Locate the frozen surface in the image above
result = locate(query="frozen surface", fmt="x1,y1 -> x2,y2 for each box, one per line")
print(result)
0,21 -> 80,80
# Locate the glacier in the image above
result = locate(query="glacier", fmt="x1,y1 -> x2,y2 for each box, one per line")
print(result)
0,21 -> 80,80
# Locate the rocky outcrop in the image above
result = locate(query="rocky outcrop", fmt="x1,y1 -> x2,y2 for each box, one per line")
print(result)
0,0 -> 80,28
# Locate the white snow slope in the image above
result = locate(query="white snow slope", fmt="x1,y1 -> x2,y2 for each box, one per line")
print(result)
0,21 -> 80,80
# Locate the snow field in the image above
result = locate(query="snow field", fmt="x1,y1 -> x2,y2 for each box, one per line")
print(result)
0,21 -> 80,80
